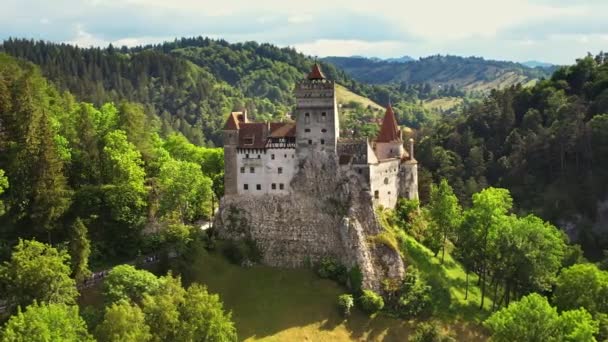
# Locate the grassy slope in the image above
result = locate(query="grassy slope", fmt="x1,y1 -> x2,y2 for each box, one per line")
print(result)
423,97 -> 463,112
400,235 -> 493,323
335,84 -> 385,112
181,250 -> 487,341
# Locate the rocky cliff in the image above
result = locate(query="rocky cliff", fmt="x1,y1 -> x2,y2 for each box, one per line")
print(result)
214,152 -> 405,291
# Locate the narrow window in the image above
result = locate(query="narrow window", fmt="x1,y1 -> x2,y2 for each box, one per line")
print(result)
321,112 -> 327,122
305,112 -> 310,124
374,190 -> 379,199
271,154 -> 275,160
244,184 -> 249,190
245,153 -> 249,159
257,155 -> 261,159
358,169 -> 362,174
272,183 -> 276,190
256,184 -> 261,190
278,167 -> 283,174
279,183 -> 284,190
320,139 -> 325,145
284,154 -> 287,158
308,139 -> 312,145
250,167 -> 255,173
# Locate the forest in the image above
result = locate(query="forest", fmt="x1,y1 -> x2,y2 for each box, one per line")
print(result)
0,35 -> 608,341
416,52 -> 608,260
0,38 -> 436,146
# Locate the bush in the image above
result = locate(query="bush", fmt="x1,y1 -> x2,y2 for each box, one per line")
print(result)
337,294 -> 354,317
359,290 -> 384,315
222,239 -> 261,265
348,266 -> 363,294
409,322 -> 454,342
397,267 -> 433,317
316,257 -> 348,285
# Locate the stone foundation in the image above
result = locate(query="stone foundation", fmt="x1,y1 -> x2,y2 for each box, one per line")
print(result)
215,151 -> 405,291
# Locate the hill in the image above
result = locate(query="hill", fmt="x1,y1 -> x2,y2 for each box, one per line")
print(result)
323,55 -> 555,91
1,38 -> 431,146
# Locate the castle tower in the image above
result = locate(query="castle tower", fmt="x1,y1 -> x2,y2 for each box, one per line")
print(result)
294,64 -> 340,159
375,104 -> 404,160
222,112 -> 241,196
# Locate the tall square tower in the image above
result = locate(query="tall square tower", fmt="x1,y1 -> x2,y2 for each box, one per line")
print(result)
294,64 -> 340,159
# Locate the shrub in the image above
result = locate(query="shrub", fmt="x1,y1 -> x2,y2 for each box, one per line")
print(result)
409,322 -> 454,342
359,290 -> 384,315
337,294 -> 354,317
316,257 -> 348,285
397,267 -> 433,317
348,266 -> 363,294
222,239 -> 261,265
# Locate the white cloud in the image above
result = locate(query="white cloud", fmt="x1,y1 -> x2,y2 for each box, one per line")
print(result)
292,39 -> 410,58
65,24 -> 108,47
1,0 -> 607,64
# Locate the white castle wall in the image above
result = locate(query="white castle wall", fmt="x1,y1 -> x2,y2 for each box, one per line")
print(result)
369,159 -> 401,209
236,148 -> 297,195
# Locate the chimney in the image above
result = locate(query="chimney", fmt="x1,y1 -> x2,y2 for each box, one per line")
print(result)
242,109 -> 248,123
409,138 -> 415,160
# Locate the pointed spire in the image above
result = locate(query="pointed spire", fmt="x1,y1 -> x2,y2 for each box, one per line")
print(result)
307,63 -> 326,80
376,104 -> 401,142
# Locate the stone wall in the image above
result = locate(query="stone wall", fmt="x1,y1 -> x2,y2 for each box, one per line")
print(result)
215,151 -> 405,291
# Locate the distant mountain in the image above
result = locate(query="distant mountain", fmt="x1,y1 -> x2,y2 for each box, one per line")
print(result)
323,55 -> 554,91
521,60 -> 555,69
384,56 -> 415,63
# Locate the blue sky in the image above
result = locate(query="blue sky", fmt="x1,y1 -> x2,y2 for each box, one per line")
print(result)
2,0 -> 607,64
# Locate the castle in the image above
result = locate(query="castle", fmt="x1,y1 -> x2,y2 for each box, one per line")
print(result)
222,64 -> 418,208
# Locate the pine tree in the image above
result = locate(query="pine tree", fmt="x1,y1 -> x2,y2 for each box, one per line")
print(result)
69,218 -> 92,283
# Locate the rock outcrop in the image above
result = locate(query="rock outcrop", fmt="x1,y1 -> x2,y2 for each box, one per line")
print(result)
214,151 -> 405,291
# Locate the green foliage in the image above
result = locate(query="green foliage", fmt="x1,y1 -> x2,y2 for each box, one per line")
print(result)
395,267 -> 433,318
0,302 -> 93,342
428,179 -> 462,262
315,257 -> 348,285
221,239 -> 262,265
103,265 -> 161,304
337,294 -> 354,317
95,300 -> 152,342
0,169 -> 7,216
142,275 -> 186,341
69,217 -> 91,282
0,240 -> 77,309
0,54 -> 71,237
358,290 -> 384,315
553,263 -> 608,316
348,266 -> 363,294
158,159 -> 213,221
134,273 -> 237,342
484,293 -> 598,342
177,283 -> 238,342
409,322 -> 454,342
416,54 -> 608,258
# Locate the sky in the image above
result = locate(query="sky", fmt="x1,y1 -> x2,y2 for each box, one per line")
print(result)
1,0 -> 607,64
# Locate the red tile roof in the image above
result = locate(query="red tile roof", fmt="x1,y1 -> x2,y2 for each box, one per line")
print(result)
235,121 -> 296,148
307,64 -> 326,80
223,112 -> 240,130
269,122 -> 296,137
376,104 -> 401,143
238,123 -> 268,148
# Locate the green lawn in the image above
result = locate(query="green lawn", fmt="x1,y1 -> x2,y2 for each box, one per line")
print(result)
179,250 -> 487,341
400,235 -> 493,322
